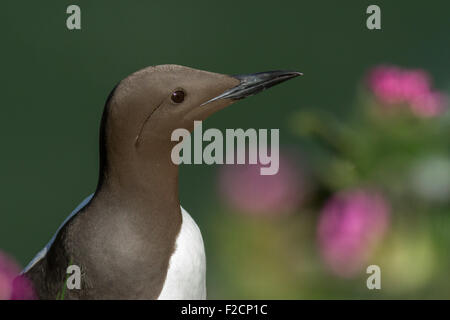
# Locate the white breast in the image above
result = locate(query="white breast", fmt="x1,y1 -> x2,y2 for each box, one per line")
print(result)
157,206 -> 206,300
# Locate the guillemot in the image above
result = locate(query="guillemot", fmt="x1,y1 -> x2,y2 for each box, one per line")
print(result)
21,65 -> 301,299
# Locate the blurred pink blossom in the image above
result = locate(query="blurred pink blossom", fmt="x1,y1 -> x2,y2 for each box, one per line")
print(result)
317,189 -> 390,277
218,152 -> 306,216
367,65 -> 447,117
409,91 -> 447,117
0,251 -> 35,300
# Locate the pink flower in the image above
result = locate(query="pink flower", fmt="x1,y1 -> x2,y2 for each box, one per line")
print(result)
0,251 -> 35,300
218,152 -> 306,216
366,65 -> 447,117
317,190 -> 390,277
409,91 -> 447,118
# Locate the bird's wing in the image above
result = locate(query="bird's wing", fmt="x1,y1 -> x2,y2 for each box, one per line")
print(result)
21,194 -> 94,274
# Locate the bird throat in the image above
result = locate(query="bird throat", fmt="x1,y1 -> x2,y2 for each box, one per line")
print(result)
83,96 -> 183,298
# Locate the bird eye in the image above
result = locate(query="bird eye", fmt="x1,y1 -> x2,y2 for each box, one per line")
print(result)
171,90 -> 185,103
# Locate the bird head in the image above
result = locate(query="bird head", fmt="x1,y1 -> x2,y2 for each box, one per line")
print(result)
103,65 -> 301,148
96,64 -> 301,187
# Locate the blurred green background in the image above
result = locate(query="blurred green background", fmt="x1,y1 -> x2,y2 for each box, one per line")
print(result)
1,1 -> 449,299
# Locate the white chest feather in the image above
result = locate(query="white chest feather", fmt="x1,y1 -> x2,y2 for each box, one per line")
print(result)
157,207 -> 206,300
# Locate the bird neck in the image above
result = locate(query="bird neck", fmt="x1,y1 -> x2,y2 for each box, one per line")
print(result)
96,139 -> 182,223
95,94 -> 182,230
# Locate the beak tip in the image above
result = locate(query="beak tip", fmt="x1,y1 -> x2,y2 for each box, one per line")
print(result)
203,69 -> 303,105
290,71 -> 303,77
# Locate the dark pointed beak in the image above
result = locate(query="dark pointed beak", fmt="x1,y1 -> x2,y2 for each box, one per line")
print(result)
201,70 -> 302,106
